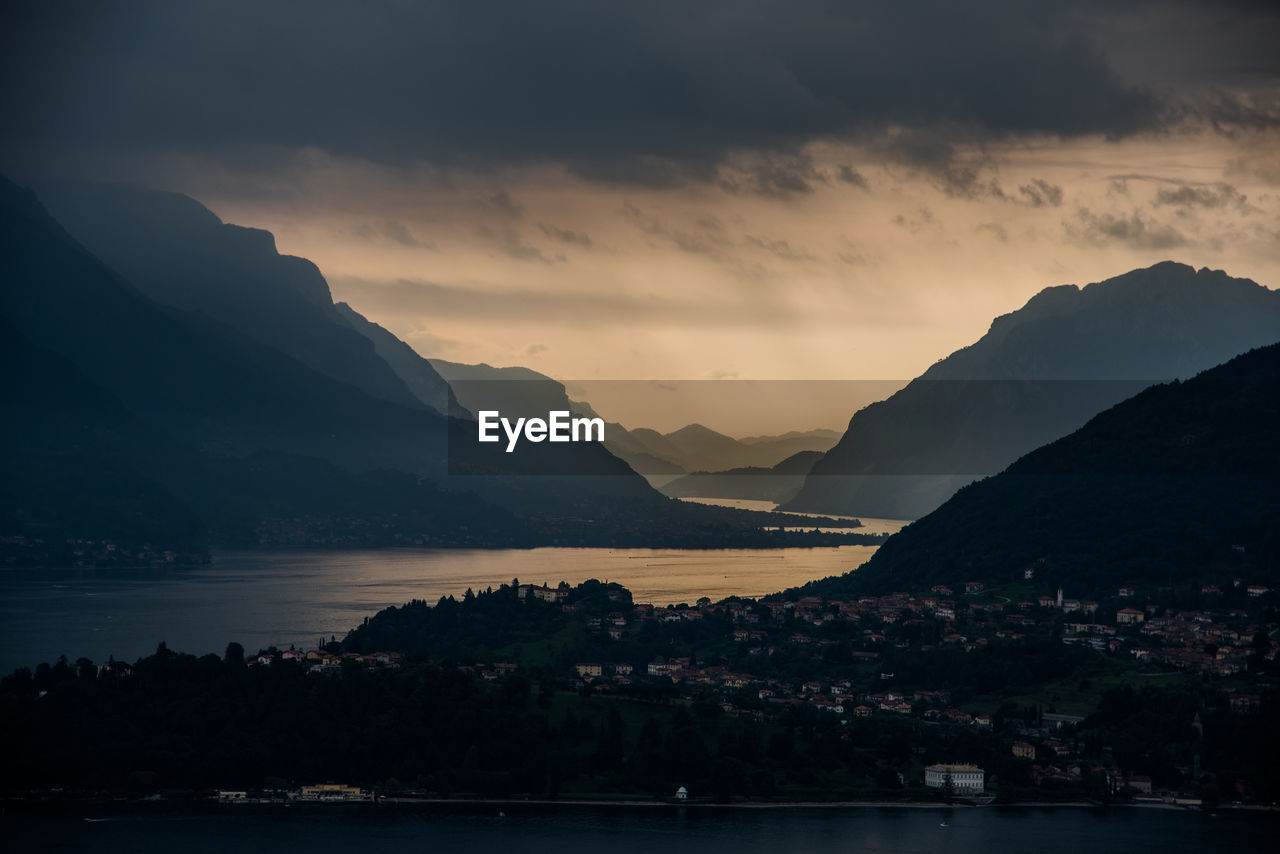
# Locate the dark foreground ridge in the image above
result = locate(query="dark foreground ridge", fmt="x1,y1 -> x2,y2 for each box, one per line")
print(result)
784,341 -> 1280,602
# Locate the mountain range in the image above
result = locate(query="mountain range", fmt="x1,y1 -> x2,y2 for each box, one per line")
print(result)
659,450 -> 825,503
9,177 -> 1277,571
36,182 -> 440,413
784,262 -> 1280,519
427,356 -> 839,482
4,177 -> 869,564
785,341 -> 1280,600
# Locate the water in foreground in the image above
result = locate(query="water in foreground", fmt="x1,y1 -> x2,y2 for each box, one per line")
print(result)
3,802 -> 1270,854
0,545 -> 880,673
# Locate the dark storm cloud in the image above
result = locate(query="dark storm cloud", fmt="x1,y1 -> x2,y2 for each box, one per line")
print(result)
475,225 -> 560,263
873,131 -> 1012,199
1017,179 -> 1065,208
538,223 -> 592,248
620,201 -> 731,257
8,0 -> 1259,184
1108,174 -> 1258,212
617,201 -> 783,282
976,222 -> 1009,242
891,208 -> 937,235
1066,208 -> 1188,250
835,165 -> 869,189
350,220 -> 434,248
743,235 -> 814,262
485,190 -> 524,219
1152,183 -> 1253,212
719,154 -> 829,199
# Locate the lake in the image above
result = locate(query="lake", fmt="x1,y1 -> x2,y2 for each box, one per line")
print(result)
678,498 -> 911,536
0,543 -> 881,673
3,802 -> 1272,853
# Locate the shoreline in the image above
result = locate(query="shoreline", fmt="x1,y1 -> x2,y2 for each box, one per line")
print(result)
7,794 -> 1271,813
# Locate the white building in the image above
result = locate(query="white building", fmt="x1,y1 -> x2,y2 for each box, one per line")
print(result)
924,763 -> 985,792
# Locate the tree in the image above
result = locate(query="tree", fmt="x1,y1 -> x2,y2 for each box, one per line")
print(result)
594,705 -> 624,772
225,641 -> 245,667
941,770 -> 956,803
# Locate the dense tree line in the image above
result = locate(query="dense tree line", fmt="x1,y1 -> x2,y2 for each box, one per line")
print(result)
0,642 -> 1073,802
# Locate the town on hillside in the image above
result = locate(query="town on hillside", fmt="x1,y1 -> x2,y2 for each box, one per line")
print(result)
4,572 -> 1275,806
16,574 -> 1262,806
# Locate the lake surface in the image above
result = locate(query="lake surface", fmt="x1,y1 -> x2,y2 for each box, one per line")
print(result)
0,544 -> 879,673
4,802 -> 1272,853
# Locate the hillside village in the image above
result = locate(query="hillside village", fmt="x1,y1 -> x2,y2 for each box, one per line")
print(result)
331,576 -> 1276,803
6,573 -> 1276,805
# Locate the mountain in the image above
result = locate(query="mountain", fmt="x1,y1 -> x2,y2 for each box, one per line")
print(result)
0,317 -> 207,564
659,450 -> 824,503
428,358 -> 663,476
660,424 -> 747,471
649,425 -> 837,473
0,176 -> 659,552
431,361 -> 836,479
430,358 -> 591,421
785,342 -> 1280,600
21,180 -> 660,488
2,175 -> 866,558
784,262 -> 1280,519
3,180 -> 436,473
431,358 -> 688,480
739,429 -> 842,446
612,427 -> 688,475
35,181 -> 441,412
334,302 -> 465,417
0,176 -> 528,551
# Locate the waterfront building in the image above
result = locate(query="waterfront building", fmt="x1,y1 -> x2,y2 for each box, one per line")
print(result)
924,763 -> 985,791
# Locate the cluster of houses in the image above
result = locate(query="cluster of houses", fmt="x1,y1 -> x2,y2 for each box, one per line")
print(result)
605,581 -> 1277,675
0,533 -> 197,568
543,577 -> 1272,800
243,648 -> 404,674
550,576 -> 1276,724
218,783 -> 372,803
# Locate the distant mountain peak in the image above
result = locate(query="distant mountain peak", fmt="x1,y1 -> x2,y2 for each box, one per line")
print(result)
34,180 -> 422,408
786,261 -> 1280,519
667,423 -> 729,439
789,341 -> 1280,599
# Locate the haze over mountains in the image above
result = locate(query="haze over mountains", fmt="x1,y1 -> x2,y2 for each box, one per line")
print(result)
36,182 -> 438,413
8,176 -> 1277,571
331,303 -> 464,418
787,341 -> 1280,600
428,356 -> 839,482
659,450 -> 825,503
785,262 -> 1280,519
4,177 -> 874,564
29,182 -> 628,479
0,177 -> 560,557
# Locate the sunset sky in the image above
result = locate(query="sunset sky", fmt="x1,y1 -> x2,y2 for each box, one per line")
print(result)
4,1 -> 1278,404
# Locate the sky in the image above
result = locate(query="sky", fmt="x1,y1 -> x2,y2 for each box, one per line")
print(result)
4,1 -> 1279,427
